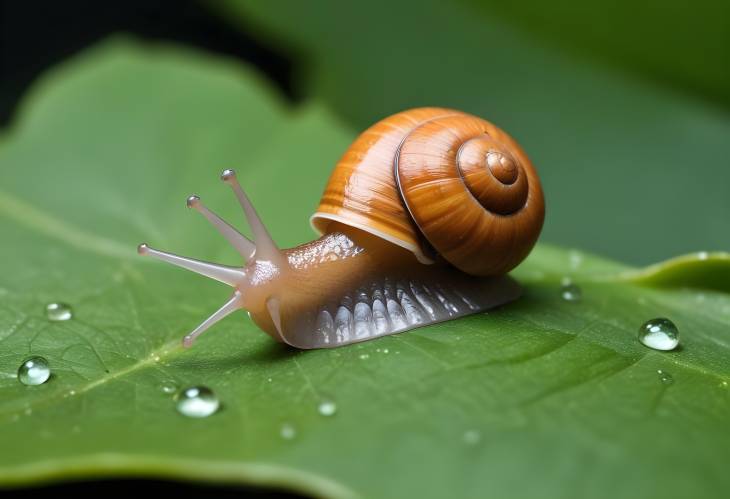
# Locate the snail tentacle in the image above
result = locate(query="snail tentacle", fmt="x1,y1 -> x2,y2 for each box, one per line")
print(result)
137,243 -> 244,287
183,291 -> 244,348
186,194 -> 255,260
221,168 -> 281,264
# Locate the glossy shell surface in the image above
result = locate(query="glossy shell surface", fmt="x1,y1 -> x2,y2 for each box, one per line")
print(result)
310,107 -> 544,276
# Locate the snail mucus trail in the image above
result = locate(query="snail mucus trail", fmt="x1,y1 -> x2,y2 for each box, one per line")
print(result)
138,108 -> 544,349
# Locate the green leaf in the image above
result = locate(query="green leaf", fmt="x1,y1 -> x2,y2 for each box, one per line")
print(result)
1,39 -> 729,499
618,252 -> 730,293
214,0 -> 730,266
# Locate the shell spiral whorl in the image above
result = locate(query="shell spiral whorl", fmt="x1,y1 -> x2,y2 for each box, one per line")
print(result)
312,108 -> 545,277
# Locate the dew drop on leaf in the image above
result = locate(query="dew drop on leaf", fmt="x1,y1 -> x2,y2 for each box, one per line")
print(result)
463,429 -> 481,445
175,386 -> 220,418
280,423 -> 297,440
317,399 -> 337,417
160,381 -> 178,394
639,318 -> 679,351
45,302 -> 72,321
560,282 -> 582,302
17,356 -> 51,386
657,369 -> 674,385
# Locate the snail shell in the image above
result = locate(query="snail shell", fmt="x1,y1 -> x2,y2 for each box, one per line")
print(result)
312,107 -> 544,276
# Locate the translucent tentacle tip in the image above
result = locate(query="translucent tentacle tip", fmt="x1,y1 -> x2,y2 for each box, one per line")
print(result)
220,169 -> 236,183
182,335 -> 195,349
186,195 -> 201,209
137,243 -> 149,255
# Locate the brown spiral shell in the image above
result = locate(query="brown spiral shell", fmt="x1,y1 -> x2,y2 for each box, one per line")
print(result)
310,107 -> 545,276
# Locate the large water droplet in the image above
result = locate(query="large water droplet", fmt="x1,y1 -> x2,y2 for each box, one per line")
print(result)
45,302 -> 72,321
280,423 -> 296,440
175,386 -> 219,418
657,369 -> 674,385
639,318 -> 679,351
17,356 -> 51,386
317,399 -> 337,417
560,282 -> 582,302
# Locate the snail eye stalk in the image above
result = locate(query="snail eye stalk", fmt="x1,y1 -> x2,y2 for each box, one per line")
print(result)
221,169 -> 281,263
186,195 -> 255,261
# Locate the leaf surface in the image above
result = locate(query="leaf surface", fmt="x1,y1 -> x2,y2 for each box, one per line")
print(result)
0,40 -> 728,499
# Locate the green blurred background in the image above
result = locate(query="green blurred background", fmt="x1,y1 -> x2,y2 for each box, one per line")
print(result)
1,0 -> 728,262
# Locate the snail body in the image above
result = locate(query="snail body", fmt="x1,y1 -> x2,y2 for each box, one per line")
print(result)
138,108 -> 544,349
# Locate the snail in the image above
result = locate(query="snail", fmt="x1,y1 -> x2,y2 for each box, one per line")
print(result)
138,107 -> 545,349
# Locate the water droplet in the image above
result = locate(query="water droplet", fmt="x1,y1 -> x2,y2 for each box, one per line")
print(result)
382,348 -> 389,354
45,302 -> 72,321
23,407 -> 32,416
657,369 -> 674,385
317,399 -> 337,417
638,318 -> 679,351
267,377 -> 273,382
17,356 -> 51,386
160,381 -> 178,394
359,353 -> 369,360
719,380 -> 727,388
280,423 -> 296,440
175,386 -> 220,418
560,282 -> 582,302
463,429 -> 481,445
569,250 -> 583,269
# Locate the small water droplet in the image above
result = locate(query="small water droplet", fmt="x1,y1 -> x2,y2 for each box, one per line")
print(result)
267,377 -> 273,382
280,423 -> 296,440
560,282 -> 582,302
160,381 -> 178,394
359,353 -> 369,360
569,250 -> 583,269
719,380 -> 728,388
175,386 -> 220,418
382,348 -> 389,354
463,429 -> 481,445
17,356 -> 51,386
317,399 -> 337,417
23,407 -> 32,416
639,318 -> 679,351
657,369 -> 674,385
45,302 -> 72,321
